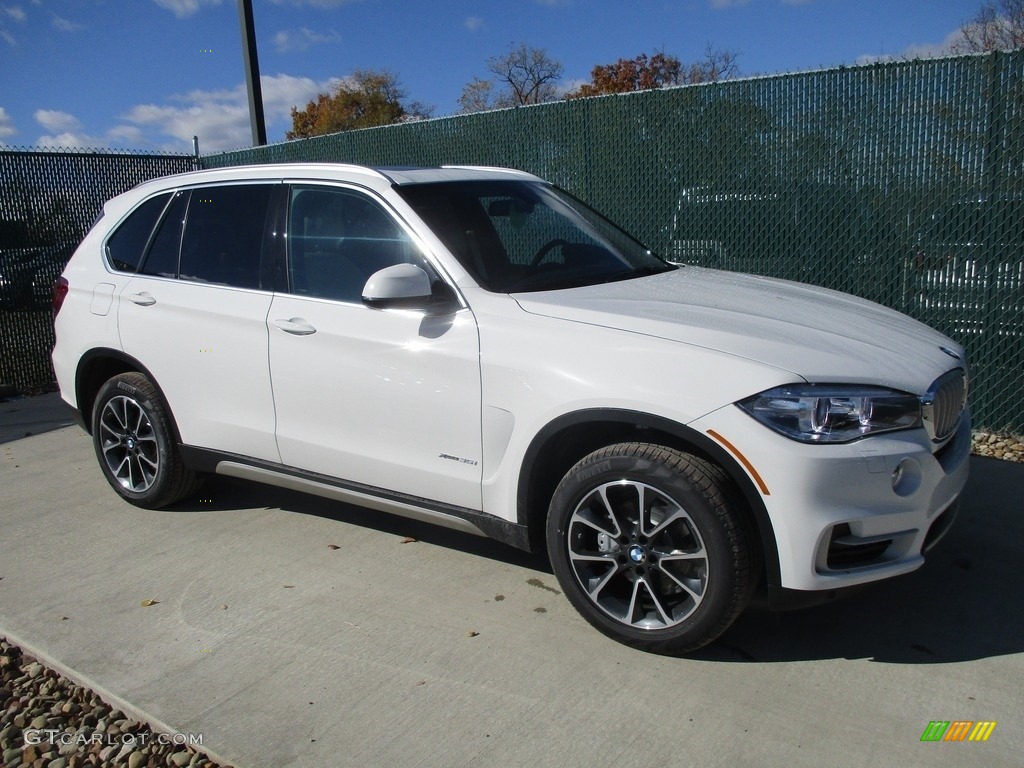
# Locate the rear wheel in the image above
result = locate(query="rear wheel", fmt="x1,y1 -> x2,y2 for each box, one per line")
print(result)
546,442 -> 757,654
92,372 -> 201,508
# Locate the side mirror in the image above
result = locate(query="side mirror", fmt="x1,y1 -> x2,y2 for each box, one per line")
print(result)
362,263 -> 432,308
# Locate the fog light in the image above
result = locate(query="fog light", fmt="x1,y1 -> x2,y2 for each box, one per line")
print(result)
891,457 -> 921,497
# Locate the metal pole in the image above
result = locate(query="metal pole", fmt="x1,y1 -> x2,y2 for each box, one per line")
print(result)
237,0 -> 267,146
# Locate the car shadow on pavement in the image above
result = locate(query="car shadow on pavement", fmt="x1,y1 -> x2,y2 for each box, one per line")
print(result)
700,456 -> 1024,664
0,392 -> 76,444
167,457 -> 1022,665
167,474 -> 553,574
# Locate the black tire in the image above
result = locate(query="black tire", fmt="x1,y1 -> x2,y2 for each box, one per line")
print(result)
546,442 -> 758,654
91,372 -> 201,509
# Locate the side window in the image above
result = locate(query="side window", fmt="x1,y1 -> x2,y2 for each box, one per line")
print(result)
178,184 -> 273,289
139,190 -> 189,279
104,193 -> 170,273
287,186 -> 423,302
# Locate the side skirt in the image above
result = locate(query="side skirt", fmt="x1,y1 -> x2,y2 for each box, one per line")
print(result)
179,446 -> 534,552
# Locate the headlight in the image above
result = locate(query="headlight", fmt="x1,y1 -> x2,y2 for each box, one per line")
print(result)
737,384 -> 921,443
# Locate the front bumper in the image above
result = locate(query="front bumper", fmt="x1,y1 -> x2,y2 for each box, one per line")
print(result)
691,404 -> 971,592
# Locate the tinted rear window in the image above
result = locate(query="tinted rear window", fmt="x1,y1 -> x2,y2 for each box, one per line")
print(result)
139,191 -> 189,279
104,193 -> 170,273
178,185 -> 273,289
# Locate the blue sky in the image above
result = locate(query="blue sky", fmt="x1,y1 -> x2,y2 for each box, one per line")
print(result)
0,0 -> 984,154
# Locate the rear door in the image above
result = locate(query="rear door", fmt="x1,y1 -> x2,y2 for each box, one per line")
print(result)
116,183 -> 281,460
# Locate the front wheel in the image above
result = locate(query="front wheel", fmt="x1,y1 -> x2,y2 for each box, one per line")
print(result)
546,443 -> 757,654
92,372 -> 201,509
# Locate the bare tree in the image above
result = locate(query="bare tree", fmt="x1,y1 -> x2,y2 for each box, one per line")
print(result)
489,42 -> 564,104
459,42 -> 563,112
457,77 -> 498,113
685,44 -> 741,84
951,0 -> 1024,52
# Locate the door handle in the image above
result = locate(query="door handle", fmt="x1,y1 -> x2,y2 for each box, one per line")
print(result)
273,318 -> 317,336
126,292 -> 156,306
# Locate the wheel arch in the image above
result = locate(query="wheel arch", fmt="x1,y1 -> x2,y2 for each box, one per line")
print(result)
74,349 -> 184,444
516,408 -> 781,589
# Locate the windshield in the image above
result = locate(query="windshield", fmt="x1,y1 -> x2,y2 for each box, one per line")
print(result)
397,180 -> 674,292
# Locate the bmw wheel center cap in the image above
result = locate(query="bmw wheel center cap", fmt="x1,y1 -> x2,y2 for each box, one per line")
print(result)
628,545 -> 647,565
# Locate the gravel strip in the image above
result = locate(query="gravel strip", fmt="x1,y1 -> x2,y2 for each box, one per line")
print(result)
971,430 -> 1024,462
0,638 -> 230,768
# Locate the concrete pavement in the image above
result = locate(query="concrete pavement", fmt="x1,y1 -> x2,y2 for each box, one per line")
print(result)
0,391 -> 76,444
1,399 -> 1022,767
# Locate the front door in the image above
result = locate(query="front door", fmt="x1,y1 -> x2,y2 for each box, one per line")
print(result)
268,184 -> 483,511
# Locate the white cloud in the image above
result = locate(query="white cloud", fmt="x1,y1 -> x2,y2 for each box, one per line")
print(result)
926,27 -> 972,56
24,74 -> 336,153
856,27 -> 965,65
270,0 -> 361,8
1,29 -> 15,46
2,5 -> 26,21
31,111 -> 145,150
120,73 -> 336,152
261,73 -> 343,113
273,27 -> 340,53
122,101 -> 249,153
0,106 -> 16,140
35,131 -> 108,149
34,109 -> 81,132
51,14 -> 83,32
150,0 -> 222,18
710,0 -> 751,8
106,124 -> 147,144
464,16 -> 484,31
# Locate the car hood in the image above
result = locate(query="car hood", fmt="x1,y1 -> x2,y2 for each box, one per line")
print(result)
513,266 -> 964,393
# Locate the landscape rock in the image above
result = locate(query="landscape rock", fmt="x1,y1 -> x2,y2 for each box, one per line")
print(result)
0,639 -> 229,768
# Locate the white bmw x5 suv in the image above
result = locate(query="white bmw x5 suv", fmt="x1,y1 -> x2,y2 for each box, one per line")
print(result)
52,163 -> 970,654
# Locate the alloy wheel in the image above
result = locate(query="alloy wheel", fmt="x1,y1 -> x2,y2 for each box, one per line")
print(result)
98,395 -> 160,493
566,479 -> 709,630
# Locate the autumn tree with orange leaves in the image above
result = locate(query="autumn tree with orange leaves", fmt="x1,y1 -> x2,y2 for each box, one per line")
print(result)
287,69 -> 432,139
567,46 -> 740,99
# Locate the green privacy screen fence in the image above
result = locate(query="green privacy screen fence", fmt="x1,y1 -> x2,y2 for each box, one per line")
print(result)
0,149 -> 195,392
2,53 -> 1020,432
206,51 -> 1024,433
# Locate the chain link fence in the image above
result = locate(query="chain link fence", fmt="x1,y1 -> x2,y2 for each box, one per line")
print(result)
1,52 -> 1021,431
1,149 -> 195,392
206,52 -> 1024,433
